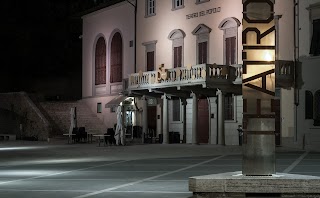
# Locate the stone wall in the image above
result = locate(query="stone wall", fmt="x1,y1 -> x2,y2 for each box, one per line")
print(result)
0,92 -> 51,141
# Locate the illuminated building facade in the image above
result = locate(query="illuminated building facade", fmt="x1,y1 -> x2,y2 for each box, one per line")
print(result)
81,0 -> 320,147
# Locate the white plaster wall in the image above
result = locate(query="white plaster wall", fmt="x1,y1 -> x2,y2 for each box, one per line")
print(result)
136,0 -> 243,71
297,57 -> 320,140
82,2 -> 134,98
281,89 -> 295,137
298,0 -> 320,57
275,0 -> 295,61
224,95 -> 243,145
82,96 -> 117,128
274,0 -> 295,140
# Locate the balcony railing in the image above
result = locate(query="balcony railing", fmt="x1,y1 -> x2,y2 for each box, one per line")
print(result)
128,64 -> 241,90
125,61 -> 293,92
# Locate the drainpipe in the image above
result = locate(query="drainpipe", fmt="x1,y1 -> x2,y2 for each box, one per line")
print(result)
293,0 -> 300,142
134,0 -> 137,73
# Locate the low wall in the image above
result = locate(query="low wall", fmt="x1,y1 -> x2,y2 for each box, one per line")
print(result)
0,92 -> 51,141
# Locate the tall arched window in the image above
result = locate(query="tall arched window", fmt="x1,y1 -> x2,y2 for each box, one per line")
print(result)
192,24 -> 211,64
110,32 -> 123,83
95,37 -> 106,85
168,29 -> 185,68
314,90 -> 320,126
218,17 -> 241,65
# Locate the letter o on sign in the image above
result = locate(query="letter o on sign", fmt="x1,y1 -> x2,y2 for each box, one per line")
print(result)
243,0 -> 274,24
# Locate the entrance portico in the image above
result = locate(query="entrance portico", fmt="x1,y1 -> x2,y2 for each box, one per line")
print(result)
126,63 -> 242,144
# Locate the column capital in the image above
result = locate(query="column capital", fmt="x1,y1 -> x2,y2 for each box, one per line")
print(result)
190,92 -> 197,98
141,95 -> 147,100
161,93 -> 170,100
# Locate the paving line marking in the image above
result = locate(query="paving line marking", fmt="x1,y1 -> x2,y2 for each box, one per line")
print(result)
104,190 -> 191,194
0,189 -> 190,194
74,155 -> 226,198
0,189 -> 92,192
283,151 -> 309,173
0,160 -> 129,185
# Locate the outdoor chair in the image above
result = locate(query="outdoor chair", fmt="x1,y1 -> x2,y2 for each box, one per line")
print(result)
78,127 -> 87,142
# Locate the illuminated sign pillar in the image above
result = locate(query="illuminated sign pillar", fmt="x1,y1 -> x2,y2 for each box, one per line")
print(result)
242,0 -> 276,176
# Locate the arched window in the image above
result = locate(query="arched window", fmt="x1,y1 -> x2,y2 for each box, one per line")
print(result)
110,32 -> 123,83
95,37 -> 106,85
314,90 -> 320,126
305,90 -> 313,119
218,17 -> 241,65
192,24 -> 211,64
168,29 -> 186,68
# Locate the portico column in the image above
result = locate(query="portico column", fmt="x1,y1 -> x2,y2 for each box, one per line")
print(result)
182,99 -> 187,143
216,89 -> 225,145
142,96 -> 148,144
162,93 -> 169,144
191,93 -> 198,145
121,105 -> 126,145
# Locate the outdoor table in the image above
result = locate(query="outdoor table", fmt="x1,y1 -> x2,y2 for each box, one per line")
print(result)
63,133 -> 76,144
93,134 -> 110,146
87,133 -> 95,143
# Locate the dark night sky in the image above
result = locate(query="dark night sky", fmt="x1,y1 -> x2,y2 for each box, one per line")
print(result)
1,0 -> 124,99
0,0 -> 85,99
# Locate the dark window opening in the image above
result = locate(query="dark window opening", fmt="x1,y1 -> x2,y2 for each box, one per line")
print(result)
310,19 -> 320,56
224,95 -> 234,120
305,90 -> 313,119
97,103 -> 102,113
172,99 -> 181,121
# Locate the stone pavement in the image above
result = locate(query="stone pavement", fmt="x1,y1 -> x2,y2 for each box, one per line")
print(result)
0,140 -> 318,198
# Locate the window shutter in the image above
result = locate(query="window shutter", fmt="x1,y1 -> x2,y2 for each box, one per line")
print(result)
174,46 -> 182,68
231,37 -> 236,64
147,51 -> 154,71
110,32 -> 122,83
95,37 -> 106,85
226,37 -> 236,65
202,41 -> 207,64
178,46 -> 182,67
198,42 -> 203,64
226,38 -> 231,65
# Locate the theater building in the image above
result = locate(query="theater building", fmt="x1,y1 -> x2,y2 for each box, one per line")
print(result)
82,0 -> 314,147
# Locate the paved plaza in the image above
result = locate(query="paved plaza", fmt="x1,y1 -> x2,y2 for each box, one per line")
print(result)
0,140 -> 319,198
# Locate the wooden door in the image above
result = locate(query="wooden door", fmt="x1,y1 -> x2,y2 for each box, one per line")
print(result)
147,106 -> 157,131
197,98 -> 209,143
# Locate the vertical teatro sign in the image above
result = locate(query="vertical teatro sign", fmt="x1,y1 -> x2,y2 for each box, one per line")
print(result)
242,0 -> 276,176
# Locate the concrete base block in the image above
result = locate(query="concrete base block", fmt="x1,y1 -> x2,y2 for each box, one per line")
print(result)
189,171 -> 320,197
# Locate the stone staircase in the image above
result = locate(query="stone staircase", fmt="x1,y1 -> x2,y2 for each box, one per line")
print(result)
40,100 -> 106,136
